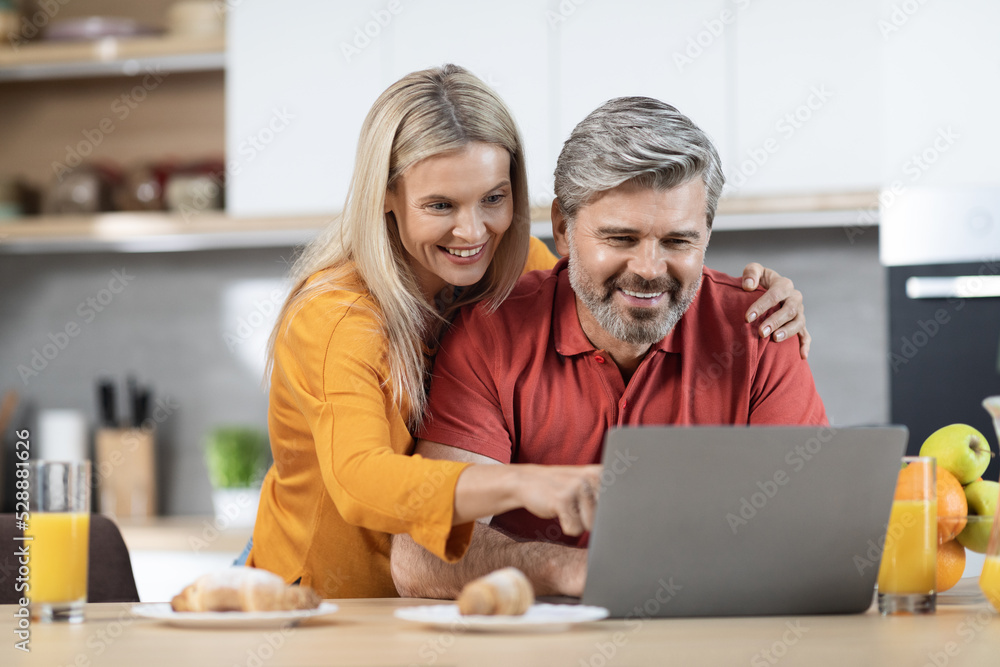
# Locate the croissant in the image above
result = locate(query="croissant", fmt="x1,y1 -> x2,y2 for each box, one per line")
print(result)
170,567 -> 321,612
457,567 -> 534,616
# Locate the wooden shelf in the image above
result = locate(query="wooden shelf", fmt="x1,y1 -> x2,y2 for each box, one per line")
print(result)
0,34 -> 225,81
0,211 -> 331,254
0,191 -> 881,254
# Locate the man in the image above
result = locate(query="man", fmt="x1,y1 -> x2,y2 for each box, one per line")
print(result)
390,97 -> 828,598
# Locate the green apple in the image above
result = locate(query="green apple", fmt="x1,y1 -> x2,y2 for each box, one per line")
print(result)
918,424 -> 993,485
956,480 -> 999,554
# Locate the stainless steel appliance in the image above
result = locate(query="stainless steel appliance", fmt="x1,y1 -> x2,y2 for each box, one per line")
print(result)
882,187 -> 1000,480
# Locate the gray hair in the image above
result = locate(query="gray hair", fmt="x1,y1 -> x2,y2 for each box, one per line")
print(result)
553,97 -> 725,227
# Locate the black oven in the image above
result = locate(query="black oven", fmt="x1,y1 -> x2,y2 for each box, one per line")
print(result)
882,188 -> 1000,481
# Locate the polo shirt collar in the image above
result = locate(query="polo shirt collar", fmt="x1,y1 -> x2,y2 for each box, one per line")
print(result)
551,258 -> 698,357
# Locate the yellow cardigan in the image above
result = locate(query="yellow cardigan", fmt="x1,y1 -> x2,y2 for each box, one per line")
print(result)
248,237 -> 557,598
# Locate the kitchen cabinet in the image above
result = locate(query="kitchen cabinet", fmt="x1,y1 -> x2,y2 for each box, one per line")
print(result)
385,0 -> 552,207
0,0 -> 238,245
228,2 -> 877,228
731,0 -> 883,196
880,0 -> 1000,187
0,32 -> 227,246
227,0 -> 551,219
225,1 -> 382,219
554,0 -> 732,189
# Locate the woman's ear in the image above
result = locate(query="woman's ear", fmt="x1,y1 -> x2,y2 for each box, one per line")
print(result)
552,200 -> 570,257
383,190 -> 394,214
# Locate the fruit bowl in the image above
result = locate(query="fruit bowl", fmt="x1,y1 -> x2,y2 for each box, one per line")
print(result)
937,515 -> 994,603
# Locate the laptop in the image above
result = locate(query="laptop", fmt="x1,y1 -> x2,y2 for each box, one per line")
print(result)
581,425 -> 908,618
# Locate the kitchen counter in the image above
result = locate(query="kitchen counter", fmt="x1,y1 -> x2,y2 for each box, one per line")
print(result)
114,516 -> 253,602
5,594 -> 996,666
116,515 -> 253,554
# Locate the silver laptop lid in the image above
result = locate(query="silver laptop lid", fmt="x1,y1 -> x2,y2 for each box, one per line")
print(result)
582,426 -> 908,618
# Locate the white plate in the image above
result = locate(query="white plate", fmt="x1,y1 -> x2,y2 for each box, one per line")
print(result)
132,602 -> 339,629
394,603 -> 609,632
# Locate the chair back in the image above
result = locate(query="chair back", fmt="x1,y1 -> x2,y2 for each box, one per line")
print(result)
0,513 -> 140,604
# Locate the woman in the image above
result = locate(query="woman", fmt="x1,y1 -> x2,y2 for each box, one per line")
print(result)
246,64 -> 808,598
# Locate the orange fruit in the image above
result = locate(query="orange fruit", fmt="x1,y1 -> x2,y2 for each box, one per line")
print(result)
937,539 -> 966,592
936,466 -> 969,543
894,461 -> 934,500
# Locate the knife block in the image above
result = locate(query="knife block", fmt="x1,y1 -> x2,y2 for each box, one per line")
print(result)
95,428 -> 157,518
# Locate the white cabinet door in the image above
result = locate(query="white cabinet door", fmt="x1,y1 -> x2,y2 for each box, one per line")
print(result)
554,0 -> 732,200
880,0 -> 1000,188
386,0 -> 552,208
731,1 -> 882,196
228,1 -> 552,218
227,1 -> 388,217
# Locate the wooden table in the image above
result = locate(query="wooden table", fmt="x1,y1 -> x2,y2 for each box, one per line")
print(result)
4,596 -> 997,666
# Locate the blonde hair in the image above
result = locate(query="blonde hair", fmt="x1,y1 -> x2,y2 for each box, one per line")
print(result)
267,64 -> 530,428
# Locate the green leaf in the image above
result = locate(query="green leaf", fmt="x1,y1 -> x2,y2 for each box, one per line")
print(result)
204,426 -> 268,489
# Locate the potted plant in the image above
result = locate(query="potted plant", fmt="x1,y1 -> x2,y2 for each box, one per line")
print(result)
204,426 -> 268,528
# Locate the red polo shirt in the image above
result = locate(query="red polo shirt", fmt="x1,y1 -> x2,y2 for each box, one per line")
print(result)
419,257 -> 828,546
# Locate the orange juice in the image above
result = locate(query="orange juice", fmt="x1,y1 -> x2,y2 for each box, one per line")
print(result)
24,512 -> 90,603
981,556 -> 1000,611
877,500 -> 937,594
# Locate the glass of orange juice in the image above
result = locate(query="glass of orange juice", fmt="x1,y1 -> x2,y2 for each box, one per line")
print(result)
877,456 -> 937,615
980,485 -> 1000,612
24,460 -> 91,623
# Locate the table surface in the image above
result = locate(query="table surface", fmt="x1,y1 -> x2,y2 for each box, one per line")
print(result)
4,590 -> 998,667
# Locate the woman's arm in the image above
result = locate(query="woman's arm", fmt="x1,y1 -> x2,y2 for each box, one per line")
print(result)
444,447 -> 600,535
281,290 -> 598,562
392,441 -> 592,599
740,263 -> 810,360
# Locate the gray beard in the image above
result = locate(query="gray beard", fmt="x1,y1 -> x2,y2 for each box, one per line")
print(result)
567,249 -> 701,346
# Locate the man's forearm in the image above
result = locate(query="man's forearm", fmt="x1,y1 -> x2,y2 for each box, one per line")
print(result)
391,523 -> 586,599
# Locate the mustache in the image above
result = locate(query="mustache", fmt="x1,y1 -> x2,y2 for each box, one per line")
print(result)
604,274 -> 681,296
